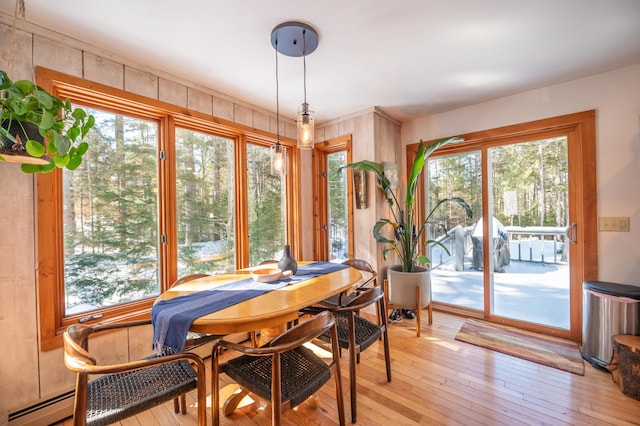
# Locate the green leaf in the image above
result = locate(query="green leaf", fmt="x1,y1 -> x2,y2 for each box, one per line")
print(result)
82,114 -> 95,137
373,219 -> 396,244
0,70 -> 10,89
41,161 -> 56,173
76,141 -> 89,156
343,160 -> 383,175
40,110 -> 56,130
67,126 -> 80,141
21,163 -> 41,173
54,153 -> 69,168
7,97 -> 28,116
66,154 -> 83,170
415,255 -> 431,268
34,88 -> 54,110
48,134 -> 59,154
72,108 -> 87,121
0,127 -> 17,144
25,140 -> 45,157
55,134 -> 71,156
14,79 -> 35,95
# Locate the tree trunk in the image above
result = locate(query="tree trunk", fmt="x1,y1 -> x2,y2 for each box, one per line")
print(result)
608,335 -> 640,400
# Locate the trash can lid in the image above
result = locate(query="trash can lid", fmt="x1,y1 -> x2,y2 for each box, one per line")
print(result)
583,280 -> 640,299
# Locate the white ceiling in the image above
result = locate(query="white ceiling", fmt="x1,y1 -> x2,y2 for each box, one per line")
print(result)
3,0 -> 640,123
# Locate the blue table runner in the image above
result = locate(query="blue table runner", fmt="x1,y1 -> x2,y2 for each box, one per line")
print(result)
152,261 -> 349,354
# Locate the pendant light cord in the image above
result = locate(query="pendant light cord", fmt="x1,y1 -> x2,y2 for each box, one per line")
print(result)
275,38 -> 280,144
302,29 -> 307,105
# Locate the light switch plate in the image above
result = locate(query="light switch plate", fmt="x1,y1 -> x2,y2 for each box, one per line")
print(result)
599,217 -> 630,232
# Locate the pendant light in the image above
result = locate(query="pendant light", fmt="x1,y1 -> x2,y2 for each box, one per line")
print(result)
296,33 -> 314,149
270,22 -> 319,152
270,34 -> 286,176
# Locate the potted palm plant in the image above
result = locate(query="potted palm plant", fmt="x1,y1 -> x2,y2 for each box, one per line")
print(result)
345,137 -> 472,330
0,69 -> 95,173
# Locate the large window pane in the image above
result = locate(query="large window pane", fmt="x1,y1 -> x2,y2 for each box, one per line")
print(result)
63,109 -> 160,316
175,129 -> 235,275
489,137 -> 570,327
427,151 -> 482,308
327,151 -> 348,262
246,143 -> 286,265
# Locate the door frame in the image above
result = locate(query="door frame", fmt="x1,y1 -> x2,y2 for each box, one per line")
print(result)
312,135 -> 354,261
410,110 -> 596,341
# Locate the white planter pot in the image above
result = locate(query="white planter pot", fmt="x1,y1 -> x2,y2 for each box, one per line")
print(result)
387,265 -> 431,309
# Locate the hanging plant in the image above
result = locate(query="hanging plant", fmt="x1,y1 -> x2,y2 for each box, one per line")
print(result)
0,69 -> 95,173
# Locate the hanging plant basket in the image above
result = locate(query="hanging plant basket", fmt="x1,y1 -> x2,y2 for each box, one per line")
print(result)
0,120 -> 49,165
0,70 -> 95,172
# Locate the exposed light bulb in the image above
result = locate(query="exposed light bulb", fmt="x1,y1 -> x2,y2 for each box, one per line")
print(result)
296,103 -> 314,149
271,143 -> 287,175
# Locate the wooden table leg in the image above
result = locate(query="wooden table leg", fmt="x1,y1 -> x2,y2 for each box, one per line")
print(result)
223,386 -> 250,417
258,324 -> 287,346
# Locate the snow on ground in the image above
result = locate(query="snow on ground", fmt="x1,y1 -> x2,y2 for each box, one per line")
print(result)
432,242 -> 570,329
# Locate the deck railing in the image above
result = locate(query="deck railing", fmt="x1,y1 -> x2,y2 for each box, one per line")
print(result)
505,226 -> 568,264
428,225 -> 568,269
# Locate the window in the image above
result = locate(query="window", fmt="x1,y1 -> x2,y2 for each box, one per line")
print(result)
312,135 -> 353,261
36,68 -> 299,349
175,128 -> 235,276
64,110 -> 161,316
246,143 -> 287,264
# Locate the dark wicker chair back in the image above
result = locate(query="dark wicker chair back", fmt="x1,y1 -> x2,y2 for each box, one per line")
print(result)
311,285 -> 391,423
319,259 -> 378,308
211,310 -> 345,426
341,258 -> 377,287
63,320 -> 207,426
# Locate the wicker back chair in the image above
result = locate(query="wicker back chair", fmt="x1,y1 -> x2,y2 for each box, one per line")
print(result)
211,311 -> 345,426
63,320 -> 207,426
319,259 -> 378,308
341,259 -> 377,287
306,285 -> 391,423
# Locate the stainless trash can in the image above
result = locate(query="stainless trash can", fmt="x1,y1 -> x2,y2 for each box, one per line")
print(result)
582,280 -> 640,370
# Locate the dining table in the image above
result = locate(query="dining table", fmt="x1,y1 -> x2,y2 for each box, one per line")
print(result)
153,261 -> 364,348
153,260 -> 365,418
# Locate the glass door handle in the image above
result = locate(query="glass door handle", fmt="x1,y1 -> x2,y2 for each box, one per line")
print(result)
566,223 -> 577,244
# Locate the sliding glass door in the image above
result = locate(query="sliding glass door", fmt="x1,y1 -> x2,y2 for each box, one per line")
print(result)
419,111 -> 596,339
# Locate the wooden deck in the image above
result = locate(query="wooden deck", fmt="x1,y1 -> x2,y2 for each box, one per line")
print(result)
53,311 -> 640,425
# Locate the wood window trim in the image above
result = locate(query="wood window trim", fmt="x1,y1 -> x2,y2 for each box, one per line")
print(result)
35,67 -> 300,350
312,135 -> 353,261
409,110 -> 596,341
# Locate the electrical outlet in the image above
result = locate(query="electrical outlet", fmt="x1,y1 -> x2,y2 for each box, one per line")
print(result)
599,217 -> 630,232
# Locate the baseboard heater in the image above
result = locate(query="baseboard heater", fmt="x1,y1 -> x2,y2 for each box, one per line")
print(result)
8,391 -> 74,426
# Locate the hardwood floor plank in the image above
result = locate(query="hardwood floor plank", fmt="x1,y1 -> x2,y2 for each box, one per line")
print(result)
51,312 -> 640,425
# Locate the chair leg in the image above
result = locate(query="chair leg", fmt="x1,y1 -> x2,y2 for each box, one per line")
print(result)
416,285 -> 421,337
383,329 -> 392,382
180,394 -> 187,415
173,397 -> 180,413
331,327 -> 346,426
348,316 -> 358,423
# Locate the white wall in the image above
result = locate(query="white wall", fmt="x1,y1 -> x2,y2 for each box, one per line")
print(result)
402,64 -> 640,285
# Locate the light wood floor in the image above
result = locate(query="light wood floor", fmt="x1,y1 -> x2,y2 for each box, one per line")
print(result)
54,312 -> 640,425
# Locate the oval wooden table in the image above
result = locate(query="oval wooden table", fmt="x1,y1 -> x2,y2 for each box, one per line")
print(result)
156,262 -> 363,336
156,262 -> 364,419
